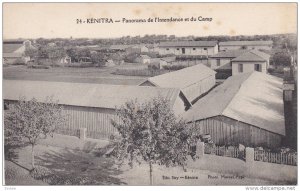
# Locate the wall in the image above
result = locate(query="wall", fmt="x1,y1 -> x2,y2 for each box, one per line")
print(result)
191,116 -> 282,148
159,46 -> 217,56
60,105 -> 119,140
187,146 -> 297,184
232,61 -> 267,76
210,58 -> 231,69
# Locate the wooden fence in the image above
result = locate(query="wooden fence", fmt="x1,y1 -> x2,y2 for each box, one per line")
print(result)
254,150 -> 297,166
204,144 -> 243,159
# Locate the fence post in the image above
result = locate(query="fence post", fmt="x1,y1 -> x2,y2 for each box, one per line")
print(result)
245,147 -> 255,175
196,141 -> 205,158
79,128 -> 87,140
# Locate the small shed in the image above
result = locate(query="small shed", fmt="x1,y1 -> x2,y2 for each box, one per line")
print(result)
139,64 -> 216,103
183,72 -> 285,148
4,80 -> 191,140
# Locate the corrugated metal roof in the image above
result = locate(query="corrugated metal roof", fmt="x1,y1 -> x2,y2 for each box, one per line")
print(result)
231,50 -> 270,62
183,72 -> 285,136
143,64 -> 216,88
3,80 -> 191,110
219,41 -> 273,46
140,64 -> 216,101
159,41 -> 218,47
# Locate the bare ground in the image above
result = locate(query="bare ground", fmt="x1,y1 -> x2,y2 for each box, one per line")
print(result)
5,142 -> 278,186
3,65 -> 147,85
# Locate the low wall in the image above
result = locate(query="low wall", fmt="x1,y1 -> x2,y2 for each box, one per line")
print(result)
246,161 -> 297,183
187,141 -> 297,184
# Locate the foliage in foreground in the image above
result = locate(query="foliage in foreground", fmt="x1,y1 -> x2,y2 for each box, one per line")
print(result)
111,97 -> 201,184
4,97 -> 66,169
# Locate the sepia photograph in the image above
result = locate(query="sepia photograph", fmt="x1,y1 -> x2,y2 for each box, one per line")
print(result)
1,2 -> 298,188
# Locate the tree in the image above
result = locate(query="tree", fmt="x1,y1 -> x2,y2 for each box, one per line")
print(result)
111,97 -> 200,185
271,52 -> 292,67
25,48 -> 38,60
90,52 -> 107,66
4,97 -> 66,169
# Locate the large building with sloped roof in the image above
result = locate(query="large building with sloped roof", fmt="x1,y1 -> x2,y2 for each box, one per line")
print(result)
4,80 -> 191,139
158,41 -> 218,56
183,72 -> 285,148
139,64 -> 216,103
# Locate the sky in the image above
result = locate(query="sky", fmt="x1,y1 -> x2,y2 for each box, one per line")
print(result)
3,3 -> 297,39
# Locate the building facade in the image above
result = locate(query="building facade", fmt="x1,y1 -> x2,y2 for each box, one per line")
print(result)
158,41 -> 218,56
209,50 -> 270,76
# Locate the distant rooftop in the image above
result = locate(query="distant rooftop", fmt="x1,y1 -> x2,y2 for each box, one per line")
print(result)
219,41 -> 273,46
231,50 -> 270,62
159,41 -> 218,47
210,50 -> 249,58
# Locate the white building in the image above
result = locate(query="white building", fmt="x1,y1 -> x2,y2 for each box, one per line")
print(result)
209,50 -> 270,76
158,41 -> 218,56
231,50 -> 270,76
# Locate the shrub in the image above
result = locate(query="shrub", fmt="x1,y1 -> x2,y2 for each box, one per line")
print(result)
267,68 -> 275,73
162,64 -> 186,71
28,65 -> 51,69
148,63 -> 160,70
113,68 -> 166,77
30,165 -> 53,180
12,58 -> 26,65
67,62 -> 94,68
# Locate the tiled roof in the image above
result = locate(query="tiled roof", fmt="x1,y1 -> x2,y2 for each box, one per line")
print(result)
210,50 -> 249,58
232,50 -> 270,62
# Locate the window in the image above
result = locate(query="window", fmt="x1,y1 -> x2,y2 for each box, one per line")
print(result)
217,59 -> 221,66
177,48 -> 180,50
193,48 -> 196,50
166,48 -> 169,51
254,64 -> 261,72
204,48 -> 207,50
182,48 -> 185,54
238,64 -> 243,73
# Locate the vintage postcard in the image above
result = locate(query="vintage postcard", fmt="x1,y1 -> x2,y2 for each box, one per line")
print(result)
2,2 -> 298,188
